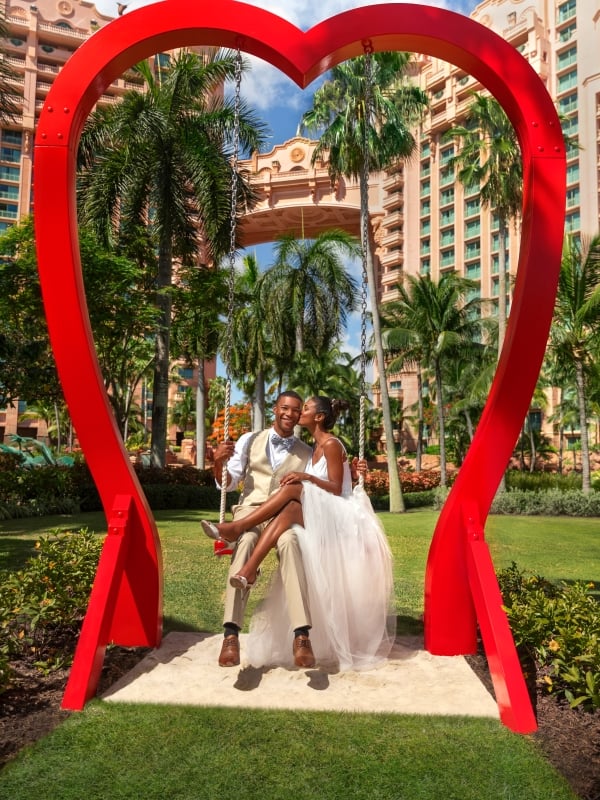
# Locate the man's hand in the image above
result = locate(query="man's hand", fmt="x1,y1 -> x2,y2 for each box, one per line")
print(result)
214,440 -> 235,463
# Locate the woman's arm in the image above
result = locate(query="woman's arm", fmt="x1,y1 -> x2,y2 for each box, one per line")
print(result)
279,438 -> 345,495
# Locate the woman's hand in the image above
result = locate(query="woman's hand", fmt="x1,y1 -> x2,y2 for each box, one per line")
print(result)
279,471 -> 307,486
350,457 -> 368,482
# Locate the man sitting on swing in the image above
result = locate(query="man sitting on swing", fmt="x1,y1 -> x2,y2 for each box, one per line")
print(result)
208,390 -> 315,668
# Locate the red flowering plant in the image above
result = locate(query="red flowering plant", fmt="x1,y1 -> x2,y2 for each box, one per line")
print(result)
209,403 -> 252,445
364,469 -> 443,497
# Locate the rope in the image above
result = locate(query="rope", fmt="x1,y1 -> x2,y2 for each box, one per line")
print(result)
219,48 -> 242,523
358,44 -> 373,489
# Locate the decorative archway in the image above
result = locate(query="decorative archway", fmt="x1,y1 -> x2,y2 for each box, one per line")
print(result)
33,1 -> 565,732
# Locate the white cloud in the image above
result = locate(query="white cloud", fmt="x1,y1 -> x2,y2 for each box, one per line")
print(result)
93,1 -> 474,117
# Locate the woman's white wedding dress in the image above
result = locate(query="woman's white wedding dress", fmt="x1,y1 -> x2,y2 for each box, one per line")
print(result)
246,447 -> 395,671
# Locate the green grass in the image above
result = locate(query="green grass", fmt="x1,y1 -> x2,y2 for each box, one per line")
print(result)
0,705 -> 577,800
1,507 -> 595,799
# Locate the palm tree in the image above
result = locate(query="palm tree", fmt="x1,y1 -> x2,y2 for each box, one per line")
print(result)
0,12 -> 20,125
381,273 -> 490,486
263,230 -> 360,363
547,234 -> 600,493
171,265 -> 228,468
301,52 -> 429,512
78,49 -> 267,467
445,94 -> 522,355
169,387 -> 196,436
227,253 -> 273,431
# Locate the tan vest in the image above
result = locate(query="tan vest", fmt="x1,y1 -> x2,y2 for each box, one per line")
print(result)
235,429 -> 312,509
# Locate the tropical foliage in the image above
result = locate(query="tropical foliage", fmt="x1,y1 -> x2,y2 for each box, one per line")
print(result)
78,49 -> 267,466
300,51 -> 429,512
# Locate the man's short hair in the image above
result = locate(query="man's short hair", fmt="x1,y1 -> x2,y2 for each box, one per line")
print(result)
275,390 -> 303,404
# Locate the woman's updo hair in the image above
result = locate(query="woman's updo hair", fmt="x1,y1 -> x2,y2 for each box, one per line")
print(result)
310,396 -> 348,431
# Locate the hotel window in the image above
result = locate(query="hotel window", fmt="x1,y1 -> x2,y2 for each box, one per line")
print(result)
440,229 -> 455,247
0,166 -> 19,181
557,0 -> 576,23
2,131 -> 22,146
440,208 -> 454,226
465,241 -> 481,260
420,259 -> 430,275
420,238 -> 431,255
0,184 -> 18,200
464,198 -> 480,217
466,286 -> 480,303
440,248 -> 455,268
440,166 -> 454,186
420,219 -> 431,235
439,146 -> 454,166
440,187 -> 454,206
421,199 -> 430,216
557,69 -> 577,93
559,22 -> 576,42
566,187 -> 580,208
0,148 -> 21,164
557,46 -> 577,70
565,211 -> 580,232
421,141 -> 431,158
420,179 -> 430,198
561,115 -> 578,136
558,92 -> 577,115
0,203 -> 18,219
465,219 -> 480,238
566,162 -> 579,183
466,262 -> 481,279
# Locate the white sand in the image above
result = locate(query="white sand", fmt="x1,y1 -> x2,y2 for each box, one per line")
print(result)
103,632 -> 499,719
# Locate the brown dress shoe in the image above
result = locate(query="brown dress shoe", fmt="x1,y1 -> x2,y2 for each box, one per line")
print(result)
293,635 -> 315,668
218,634 -> 240,667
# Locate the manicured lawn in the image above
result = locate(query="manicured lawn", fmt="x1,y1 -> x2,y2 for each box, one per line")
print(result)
1,507 -> 594,799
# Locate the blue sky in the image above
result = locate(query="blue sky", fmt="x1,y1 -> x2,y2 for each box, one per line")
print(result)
92,0 -> 478,398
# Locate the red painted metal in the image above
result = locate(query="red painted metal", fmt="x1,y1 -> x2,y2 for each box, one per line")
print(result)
33,1 -> 565,729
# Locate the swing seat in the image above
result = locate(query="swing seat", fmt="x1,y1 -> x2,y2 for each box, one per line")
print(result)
214,540 -> 233,557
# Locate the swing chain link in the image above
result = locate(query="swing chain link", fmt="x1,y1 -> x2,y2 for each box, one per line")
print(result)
220,49 -> 243,522
358,47 -> 373,487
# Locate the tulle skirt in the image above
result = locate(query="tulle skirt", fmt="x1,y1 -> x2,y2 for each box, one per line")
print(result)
246,484 -> 395,671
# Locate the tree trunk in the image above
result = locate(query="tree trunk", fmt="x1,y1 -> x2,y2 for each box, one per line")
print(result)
528,422 -> 536,473
434,361 -> 447,487
361,201 -> 404,512
150,242 -> 173,468
196,359 -> 206,469
575,360 -> 591,493
497,216 -> 508,357
415,367 -> 423,472
253,369 -> 265,432
494,216 -> 509,495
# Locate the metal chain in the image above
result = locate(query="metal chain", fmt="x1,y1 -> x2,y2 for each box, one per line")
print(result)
220,48 -> 242,523
358,44 -> 373,488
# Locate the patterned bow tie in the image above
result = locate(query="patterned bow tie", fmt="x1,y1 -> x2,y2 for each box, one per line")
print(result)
271,433 -> 294,451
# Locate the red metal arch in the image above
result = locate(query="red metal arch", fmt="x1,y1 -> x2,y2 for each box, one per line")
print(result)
33,1 -> 565,731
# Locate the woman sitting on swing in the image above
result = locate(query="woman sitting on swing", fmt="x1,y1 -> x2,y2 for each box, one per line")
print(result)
201,395 -> 395,671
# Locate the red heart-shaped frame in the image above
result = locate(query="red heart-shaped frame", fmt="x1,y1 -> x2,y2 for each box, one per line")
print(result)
34,1 -> 565,727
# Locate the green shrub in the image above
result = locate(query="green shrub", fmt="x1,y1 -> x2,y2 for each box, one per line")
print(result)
498,562 -> 600,711
506,471 -> 583,492
492,488 -> 600,516
0,529 -> 102,691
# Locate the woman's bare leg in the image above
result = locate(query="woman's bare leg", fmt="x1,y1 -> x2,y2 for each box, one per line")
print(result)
205,483 -> 302,543
231,500 -> 303,587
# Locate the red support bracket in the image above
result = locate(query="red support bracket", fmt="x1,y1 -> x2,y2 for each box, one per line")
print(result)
464,505 -> 537,734
62,495 -> 138,710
